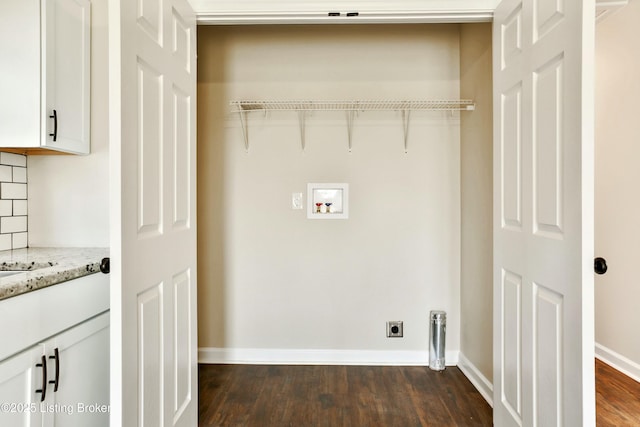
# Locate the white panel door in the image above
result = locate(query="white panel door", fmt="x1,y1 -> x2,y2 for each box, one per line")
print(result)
109,0 -> 197,425
493,0 -> 595,425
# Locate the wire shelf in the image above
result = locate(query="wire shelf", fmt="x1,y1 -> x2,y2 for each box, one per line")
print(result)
229,99 -> 476,153
230,99 -> 475,112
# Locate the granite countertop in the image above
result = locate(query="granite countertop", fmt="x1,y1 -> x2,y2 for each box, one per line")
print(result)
0,247 -> 109,301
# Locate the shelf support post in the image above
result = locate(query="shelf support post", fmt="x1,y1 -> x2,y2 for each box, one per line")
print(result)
298,111 -> 307,151
238,110 -> 249,153
346,110 -> 356,152
401,109 -> 411,153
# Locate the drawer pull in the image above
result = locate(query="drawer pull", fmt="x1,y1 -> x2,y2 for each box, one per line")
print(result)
35,355 -> 47,402
49,348 -> 60,392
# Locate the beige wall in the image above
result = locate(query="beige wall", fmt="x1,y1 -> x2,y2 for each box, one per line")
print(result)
460,24 -> 493,380
595,1 -> 640,375
197,25 -> 463,360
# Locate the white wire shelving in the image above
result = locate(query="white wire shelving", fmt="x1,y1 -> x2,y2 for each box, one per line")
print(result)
229,99 -> 476,153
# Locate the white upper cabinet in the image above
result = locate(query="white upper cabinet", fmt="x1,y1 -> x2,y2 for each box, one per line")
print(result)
0,1 -> 40,150
42,0 -> 91,154
0,0 -> 90,155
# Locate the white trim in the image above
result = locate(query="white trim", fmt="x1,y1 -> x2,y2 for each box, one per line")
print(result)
191,0 -> 622,24
190,0 -> 501,11
191,0 -> 495,24
199,347 -> 459,366
196,11 -> 494,25
595,342 -> 640,383
457,352 -> 494,407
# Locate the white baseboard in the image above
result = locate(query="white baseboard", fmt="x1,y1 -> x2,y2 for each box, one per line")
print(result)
595,342 -> 640,383
199,347 -> 459,367
457,352 -> 493,407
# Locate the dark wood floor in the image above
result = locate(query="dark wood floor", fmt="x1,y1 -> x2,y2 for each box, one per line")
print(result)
199,364 -> 492,426
596,358 -> 640,426
199,360 -> 640,426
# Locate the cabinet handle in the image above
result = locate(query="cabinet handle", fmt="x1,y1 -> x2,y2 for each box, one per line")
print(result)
35,355 -> 47,402
49,348 -> 60,392
49,109 -> 58,142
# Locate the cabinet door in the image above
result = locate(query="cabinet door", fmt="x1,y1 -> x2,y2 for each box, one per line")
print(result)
0,0 -> 40,148
0,345 -> 45,427
42,312 -> 109,427
42,0 -> 91,154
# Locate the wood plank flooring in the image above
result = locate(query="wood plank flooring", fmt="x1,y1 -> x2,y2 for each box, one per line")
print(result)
199,364 -> 493,426
596,358 -> 640,426
199,359 -> 640,426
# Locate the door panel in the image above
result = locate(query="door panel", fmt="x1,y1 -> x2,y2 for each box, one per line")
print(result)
138,284 -> 164,427
493,0 -> 595,425
110,0 -> 197,425
172,270 -> 192,422
501,84 -> 523,231
137,59 -> 164,237
501,269 -> 523,422
533,56 -> 564,237
534,284 -> 562,426
172,87 -> 191,230
534,0 -> 564,41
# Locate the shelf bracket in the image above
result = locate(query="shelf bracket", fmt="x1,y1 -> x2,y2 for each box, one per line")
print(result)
346,110 -> 356,152
401,109 -> 411,153
298,111 -> 307,151
238,110 -> 249,153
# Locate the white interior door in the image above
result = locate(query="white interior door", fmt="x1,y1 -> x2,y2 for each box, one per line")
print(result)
493,0 -> 595,425
109,0 -> 197,425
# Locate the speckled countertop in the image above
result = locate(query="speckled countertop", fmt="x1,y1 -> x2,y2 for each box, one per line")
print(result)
0,247 -> 109,301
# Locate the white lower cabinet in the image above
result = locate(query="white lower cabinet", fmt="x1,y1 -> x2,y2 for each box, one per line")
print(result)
0,312 -> 109,426
0,345 -> 45,427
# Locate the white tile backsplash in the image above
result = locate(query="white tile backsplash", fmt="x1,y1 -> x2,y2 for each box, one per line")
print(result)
1,182 -> 27,200
1,216 -> 27,233
0,152 -> 27,249
12,232 -> 27,249
0,234 -> 11,251
0,152 -> 27,167
0,200 -> 11,217
13,200 -> 27,216
0,166 -> 12,182
12,167 -> 27,183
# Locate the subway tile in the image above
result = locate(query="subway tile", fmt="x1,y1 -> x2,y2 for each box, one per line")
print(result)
12,232 -> 27,249
1,183 -> 27,200
1,216 -> 27,234
0,200 -> 11,217
0,152 -> 29,250
0,234 -> 11,251
13,200 -> 27,216
0,152 -> 26,167
0,166 -> 11,182
12,167 -> 27,183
